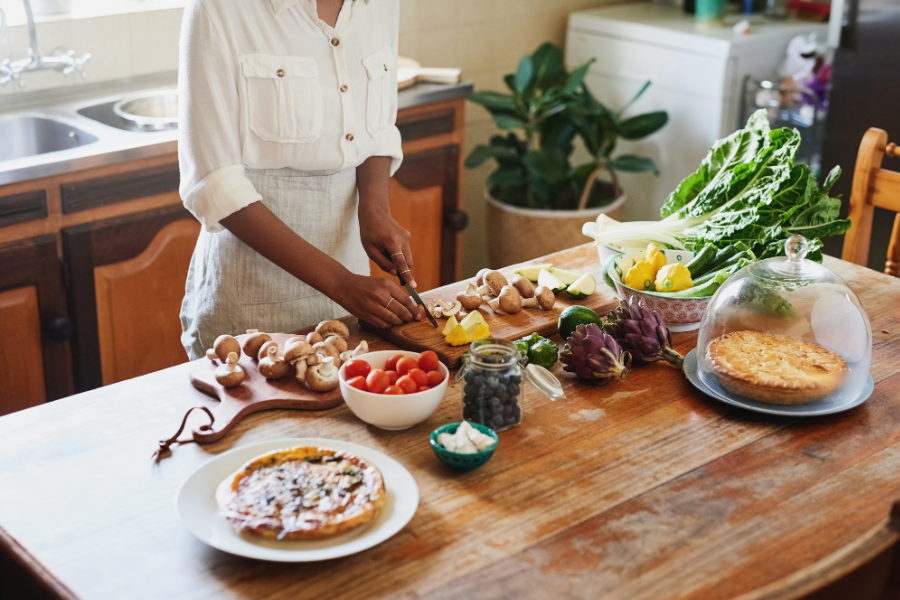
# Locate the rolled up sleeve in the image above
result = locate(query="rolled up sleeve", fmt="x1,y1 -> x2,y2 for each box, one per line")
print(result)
372,1 -> 403,177
178,0 -> 261,233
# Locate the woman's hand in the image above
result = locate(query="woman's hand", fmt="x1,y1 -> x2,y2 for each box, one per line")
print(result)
359,209 -> 418,289
332,273 -> 422,329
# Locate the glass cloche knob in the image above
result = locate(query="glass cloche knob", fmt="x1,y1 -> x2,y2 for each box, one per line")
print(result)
786,234 -> 808,262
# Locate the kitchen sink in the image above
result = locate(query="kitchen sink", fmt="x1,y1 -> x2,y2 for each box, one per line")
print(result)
0,116 -> 99,162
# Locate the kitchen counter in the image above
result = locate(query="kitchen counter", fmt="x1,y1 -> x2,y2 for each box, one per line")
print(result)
0,73 -> 472,187
1,243 -> 899,600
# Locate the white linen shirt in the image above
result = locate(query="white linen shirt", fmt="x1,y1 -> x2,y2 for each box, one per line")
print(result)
178,0 -> 403,232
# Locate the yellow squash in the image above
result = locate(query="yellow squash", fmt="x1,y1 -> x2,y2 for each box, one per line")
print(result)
623,261 -> 656,291
646,243 -> 667,277
655,263 -> 693,293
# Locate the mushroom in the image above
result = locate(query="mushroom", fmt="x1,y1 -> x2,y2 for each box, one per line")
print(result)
522,285 -> 556,310
324,335 -> 348,354
440,300 -> 462,317
215,352 -> 246,388
313,340 -> 342,368
315,320 -> 349,341
457,284 -> 483,311
475,268 -> 490,287
205,348 -> 218,363
242,330 -> 272,359
306,331 -> 324,345
510,275 -> 536,299
258,340 -> 279,361
487,285 -> 522,314
305,356 -> 339,392
340,340 -> 369,363
258,345 -> 290,379
284,339 -> 316,382
476,270 -> 508,297
213,334 -> 241,361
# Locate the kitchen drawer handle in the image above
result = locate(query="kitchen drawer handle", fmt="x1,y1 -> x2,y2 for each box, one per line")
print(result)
45,316 -> 74,342
445,210 -> 468,232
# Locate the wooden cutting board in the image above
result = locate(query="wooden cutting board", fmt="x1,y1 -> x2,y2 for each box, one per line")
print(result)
362,245 -> 620,368
187,333 -> 343,443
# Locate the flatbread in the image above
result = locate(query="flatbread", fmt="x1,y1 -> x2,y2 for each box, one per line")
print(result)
216,446 -> 386,540
706,330 -> 848,405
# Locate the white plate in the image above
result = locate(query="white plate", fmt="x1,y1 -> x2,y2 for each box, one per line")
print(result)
683,349 -> 874,417
175,438 -> 419,561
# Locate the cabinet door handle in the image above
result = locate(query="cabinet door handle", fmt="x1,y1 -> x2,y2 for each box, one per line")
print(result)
445,210 -> 468,232
45,316 -> 74,342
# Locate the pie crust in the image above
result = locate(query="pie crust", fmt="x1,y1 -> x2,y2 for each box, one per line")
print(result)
706,330 -> 848,405
216,446 -> 386,540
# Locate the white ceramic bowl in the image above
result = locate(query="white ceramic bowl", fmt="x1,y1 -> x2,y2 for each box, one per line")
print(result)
338,350 -> 449,431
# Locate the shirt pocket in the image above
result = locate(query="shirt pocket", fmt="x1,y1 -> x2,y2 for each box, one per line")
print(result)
362,46 -> 395,137
240,54 -> 323,144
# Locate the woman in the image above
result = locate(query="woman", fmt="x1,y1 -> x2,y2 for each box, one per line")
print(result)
177,0 -> 420,360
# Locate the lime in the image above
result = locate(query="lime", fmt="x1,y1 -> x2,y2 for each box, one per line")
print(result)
558,305 -> 602,341
528,338 -> 558,369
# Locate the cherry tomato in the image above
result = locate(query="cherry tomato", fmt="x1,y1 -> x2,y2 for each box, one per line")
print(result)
387,370 -> 400,385
345,359 -> 371,379
417,386 -> 431,393
384,385 -> 404,395
366,369 -> 389,394
408,368 -> 428,388
385,354 -> 405,372
347,375 -> 368,391
418,350 -> 440,373
396,356 -> 419,376
396,375 -> 417,394
426,370 -> 444,387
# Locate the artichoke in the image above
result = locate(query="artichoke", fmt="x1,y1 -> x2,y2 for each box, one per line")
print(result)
560,323 -> 631,384
603,298 -> 685,368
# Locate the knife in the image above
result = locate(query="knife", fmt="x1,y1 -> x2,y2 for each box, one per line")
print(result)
382,250 -> 439,328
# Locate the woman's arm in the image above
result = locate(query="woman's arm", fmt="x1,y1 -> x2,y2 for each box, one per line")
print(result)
220,202 -> 420,329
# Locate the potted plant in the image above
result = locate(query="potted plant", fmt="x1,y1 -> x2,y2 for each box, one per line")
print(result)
465,43 -> 668,267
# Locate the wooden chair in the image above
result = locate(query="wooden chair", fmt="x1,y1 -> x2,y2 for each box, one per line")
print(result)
841,128 -> 900,276
735,501 -> 900,600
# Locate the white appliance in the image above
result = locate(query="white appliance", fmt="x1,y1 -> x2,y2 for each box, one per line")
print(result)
566,3 -> 828,220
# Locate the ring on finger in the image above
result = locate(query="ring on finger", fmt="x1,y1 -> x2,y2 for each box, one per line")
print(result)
390,252 -> 404,257
399,269 -> 411,275
385,298 -> 395,309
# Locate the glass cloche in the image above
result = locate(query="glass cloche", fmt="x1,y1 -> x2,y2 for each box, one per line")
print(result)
696,235 -> 872,406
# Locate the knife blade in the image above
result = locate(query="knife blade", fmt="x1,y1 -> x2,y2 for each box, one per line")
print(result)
382,250 -> 439,328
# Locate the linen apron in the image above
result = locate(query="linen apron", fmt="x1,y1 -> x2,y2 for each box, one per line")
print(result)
179,167 -> 369,360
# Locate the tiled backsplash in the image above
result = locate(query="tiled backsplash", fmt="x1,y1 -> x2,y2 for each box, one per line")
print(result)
0,0 -> 627,276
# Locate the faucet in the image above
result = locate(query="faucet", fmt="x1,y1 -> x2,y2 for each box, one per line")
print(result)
0,0 -> 91,88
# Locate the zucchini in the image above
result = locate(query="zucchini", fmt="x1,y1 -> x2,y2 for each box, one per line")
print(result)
684,244 -> 717,278
662,270 -> 730,298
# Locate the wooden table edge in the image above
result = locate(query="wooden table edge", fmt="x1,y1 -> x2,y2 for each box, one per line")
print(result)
1,525 -> 80,600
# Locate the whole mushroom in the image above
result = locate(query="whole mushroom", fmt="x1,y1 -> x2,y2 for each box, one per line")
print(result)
476,270 -> 508,297
215,352 -> 246,388
340,340 -> 369,363
510,275 -> 536,299
206,348 -> 218,362
306,356 -> 339,392
258,340 -> 279,361
242,329 -> 272,359
213,334 -> 241,361
284,339 -> 315,381
488,285 -> 522,314
456,284 -> 483,311
258,345 -> 290,379
313,340 -> 342,368
475,268 -> 490,287
315,320 -> 350,341
522,285 -> 556,310
306,331 -> 324,345
324,335 -> 349,354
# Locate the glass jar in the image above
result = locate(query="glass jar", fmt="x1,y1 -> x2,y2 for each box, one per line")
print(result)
456,338 -> 565,432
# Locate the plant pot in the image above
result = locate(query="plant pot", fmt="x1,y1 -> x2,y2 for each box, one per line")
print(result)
484,189 -> 626,268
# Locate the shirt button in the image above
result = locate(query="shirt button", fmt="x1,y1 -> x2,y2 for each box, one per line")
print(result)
340,84 -> 348,93
383,64 -> 387,71
346,133 -> 354,141
276,69 -> 285,77
331,38 -> 340,47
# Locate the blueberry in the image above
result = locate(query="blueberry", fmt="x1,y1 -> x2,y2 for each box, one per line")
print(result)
502,405 -> 513,418
491,415 -> 504,428
507,384 -> 520,395
505,415 -> 519,426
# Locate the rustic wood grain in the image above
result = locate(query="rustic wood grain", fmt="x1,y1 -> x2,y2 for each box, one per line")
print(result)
187,333 -> 344,443
0,246 -> 898,600
363,244 -> 619,367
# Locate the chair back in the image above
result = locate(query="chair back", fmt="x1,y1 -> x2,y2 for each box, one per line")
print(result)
841,128 -> 900,276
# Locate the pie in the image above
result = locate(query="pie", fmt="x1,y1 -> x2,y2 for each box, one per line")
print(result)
216,446 -> 386,540
706,330 -> 848,405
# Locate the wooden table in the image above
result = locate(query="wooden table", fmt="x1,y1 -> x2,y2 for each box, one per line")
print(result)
1,244 -> 899,600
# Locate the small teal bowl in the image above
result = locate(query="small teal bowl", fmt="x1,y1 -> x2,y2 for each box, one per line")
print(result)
429,422 -> 499,472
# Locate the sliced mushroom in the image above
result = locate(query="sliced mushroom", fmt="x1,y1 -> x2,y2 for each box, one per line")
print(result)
340,340 -> 369,363
258,345 -> 290,379
476,270 -> 508,297
306,331 -> 324,345
213,334 -> 241,361
206,348 -> 218,363
242,330 -> 272,359
510,275 -> 536,299
440,300 -> 462,317
306,356 -> 339,392
315,320 -> 349,341
215,352 -> 246,388
522,285 -> 556,310
457,284 -> 483,311
258,340 -> 279,361
487,285 -> 522,314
